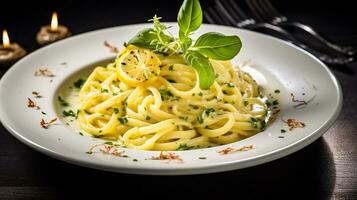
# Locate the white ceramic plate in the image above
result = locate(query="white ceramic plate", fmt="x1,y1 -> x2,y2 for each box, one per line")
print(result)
0,23 -> 342,175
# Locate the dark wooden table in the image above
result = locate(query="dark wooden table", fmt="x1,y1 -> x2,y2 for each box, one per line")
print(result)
1,1 -> 356,199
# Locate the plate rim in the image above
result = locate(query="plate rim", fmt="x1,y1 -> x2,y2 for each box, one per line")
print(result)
0,23 -> 343,175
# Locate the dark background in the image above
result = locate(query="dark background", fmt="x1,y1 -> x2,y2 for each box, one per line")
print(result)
1,0 -> 356,199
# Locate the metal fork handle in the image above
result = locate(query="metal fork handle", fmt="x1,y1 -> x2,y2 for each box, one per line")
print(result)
278,21 -> 355,56
247,23 -> 354,65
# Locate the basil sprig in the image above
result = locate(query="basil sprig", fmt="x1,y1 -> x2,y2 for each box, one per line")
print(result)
127,0 -> 242,89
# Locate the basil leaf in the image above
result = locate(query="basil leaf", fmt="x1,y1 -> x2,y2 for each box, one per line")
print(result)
127,28 -> 157,49
185,51 -> 215,90
178,0 -> 202,40
127,28 -> 173,49
191,32 -> 242,60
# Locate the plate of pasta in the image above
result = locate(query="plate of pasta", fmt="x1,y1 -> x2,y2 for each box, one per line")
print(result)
0,0 -> 342,175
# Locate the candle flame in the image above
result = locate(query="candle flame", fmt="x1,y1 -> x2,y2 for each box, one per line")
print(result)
51,12 -> 58,31
2,30 -> 10,48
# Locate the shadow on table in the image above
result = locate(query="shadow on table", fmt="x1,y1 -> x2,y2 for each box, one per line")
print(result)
23,137 -> 335,199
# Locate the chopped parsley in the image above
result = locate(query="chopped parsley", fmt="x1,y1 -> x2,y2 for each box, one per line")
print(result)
179,116 -> 188,121
265,100 -> 272,107
75,109 -> 80,119
266,99 -> 279,107
272,100 -> 279,105
281,129 -> 287,133
159,88 -> 180,101
203,108 -> 215,117
198,157 -> 207,159
145,116 -> 151,120
118,116 -> 128,125
250,117 -> 259,128
73,78 -> 86,89
168,65 -> 174,71
168,79 -> 176,83
63,110 -> 76,117
260,120 -> 267,130
79,132 -> 84,136
225,82 -> 235,88
41,111 -> 47,115
104,141 -> 113,145
58,96 -> 70,107
133,159 -> 138,162
176,144 -> 192,151
274,89 -> 280,93
198,92 -> 203,97
197,115 -> 204,124
243,100 -> 249,106
159,88 -> 173,100
122,96 -> 128,112
101,88 -> 109,93
189,104 -> 199,109
197,108 -> 216,124
113,107 -> 119,114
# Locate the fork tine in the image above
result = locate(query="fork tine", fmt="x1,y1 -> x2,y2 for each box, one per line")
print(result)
214,0 -> 237,26
216,0 -> 243,22
205,6 -> 231,26
262,0 -> 283,18
226,0 -> 249,20
203,7 -> 222,24
245,0 -> 268,22
215,5 -> 236,26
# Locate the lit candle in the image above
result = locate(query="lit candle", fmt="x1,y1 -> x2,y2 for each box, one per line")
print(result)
36,12 -> 71,45
0,30 -> 27,67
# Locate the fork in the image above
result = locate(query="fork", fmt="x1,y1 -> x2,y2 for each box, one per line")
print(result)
246,0 -> 355,56
204,0 -> 354,65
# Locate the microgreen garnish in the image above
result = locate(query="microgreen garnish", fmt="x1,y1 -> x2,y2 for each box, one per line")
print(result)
127,0 -> 242,90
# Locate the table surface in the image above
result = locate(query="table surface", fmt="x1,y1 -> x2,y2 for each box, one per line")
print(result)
0,0 -> 356,199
